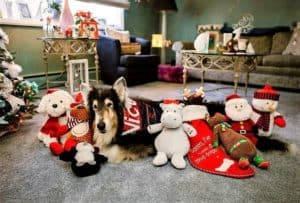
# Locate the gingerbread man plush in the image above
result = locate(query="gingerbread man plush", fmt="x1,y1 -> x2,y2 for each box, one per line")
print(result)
207,113 -> 270,169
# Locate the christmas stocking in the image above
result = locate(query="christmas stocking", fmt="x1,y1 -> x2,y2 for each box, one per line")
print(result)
183,105 -> 255,179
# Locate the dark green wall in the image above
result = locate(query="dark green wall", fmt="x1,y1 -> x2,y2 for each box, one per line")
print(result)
168,0 -> 300,42
164,0 -> 300,62
125,0 -> 159,40
2,26 -> 47,76
1,0 -> 300,81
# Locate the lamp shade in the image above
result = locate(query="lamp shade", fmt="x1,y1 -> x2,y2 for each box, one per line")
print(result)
153,0 -> 178,12
151,34 -> 163,48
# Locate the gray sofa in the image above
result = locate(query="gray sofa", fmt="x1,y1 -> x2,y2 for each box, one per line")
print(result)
181,27 -> 300,90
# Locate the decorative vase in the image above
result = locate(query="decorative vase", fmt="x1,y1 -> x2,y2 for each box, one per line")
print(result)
194,32 -> 209,53
59,0 -> 74,33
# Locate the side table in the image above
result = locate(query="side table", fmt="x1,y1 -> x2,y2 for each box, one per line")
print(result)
37,37 -> 99,89
181,50 -> 258,95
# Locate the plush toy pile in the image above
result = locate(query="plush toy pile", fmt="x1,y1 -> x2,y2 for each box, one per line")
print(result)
37,90 -> 107,177
37,83 -> 290,178
0,27 -> 38,137
179,85 -> 289,178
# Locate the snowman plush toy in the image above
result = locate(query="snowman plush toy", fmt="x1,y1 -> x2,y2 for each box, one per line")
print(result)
251,84 -> 286,137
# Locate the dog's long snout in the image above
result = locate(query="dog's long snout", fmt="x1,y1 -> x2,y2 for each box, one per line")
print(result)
97,121 -> 106,132
52,104 -> 58,108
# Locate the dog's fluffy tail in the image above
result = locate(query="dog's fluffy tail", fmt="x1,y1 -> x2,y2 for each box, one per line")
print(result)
256,137 -> 298,154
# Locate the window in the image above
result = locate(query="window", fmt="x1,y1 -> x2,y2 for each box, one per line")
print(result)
0,0 -> 127,29
69,0 -> 125,29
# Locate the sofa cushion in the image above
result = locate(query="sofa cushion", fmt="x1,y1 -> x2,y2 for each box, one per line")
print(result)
106,27 -> 130,43
263,54 -> 300,67
241,35 -> 272,55
283,28 -> 300,55
120,55 -> 160,68
255,65 -> 300,77
256,56 -> 263,65
271,32 -> 292,54
221,25 -> 290,36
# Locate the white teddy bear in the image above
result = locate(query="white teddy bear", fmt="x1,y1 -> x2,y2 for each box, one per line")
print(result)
74,142 -> 97,167
37,89 -> 74,150
147,100 -> 196,169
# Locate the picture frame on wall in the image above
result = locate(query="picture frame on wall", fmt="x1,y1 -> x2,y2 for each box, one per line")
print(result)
5,1 -> 13,18
17,2 -> 31,19
208,31 -> 220,53
69,59 -> 89,95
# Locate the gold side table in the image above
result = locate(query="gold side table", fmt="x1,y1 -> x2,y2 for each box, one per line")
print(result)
181,50 -> 257,95
38,37 -> 99,89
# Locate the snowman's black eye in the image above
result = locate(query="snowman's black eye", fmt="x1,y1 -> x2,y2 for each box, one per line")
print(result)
235,105 -> 238,109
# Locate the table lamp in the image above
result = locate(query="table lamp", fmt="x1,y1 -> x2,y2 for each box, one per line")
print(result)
153,0 -> 178,64
151,34 -> 163,48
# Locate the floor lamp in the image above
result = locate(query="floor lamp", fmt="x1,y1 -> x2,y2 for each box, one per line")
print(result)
153,0 -> 178,64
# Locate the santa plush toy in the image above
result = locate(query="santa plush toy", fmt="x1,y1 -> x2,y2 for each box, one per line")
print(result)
251,84 -> 286,137
225,94 -> 258,145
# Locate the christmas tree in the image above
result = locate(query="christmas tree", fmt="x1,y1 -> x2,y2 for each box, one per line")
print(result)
0,27 -> 39,137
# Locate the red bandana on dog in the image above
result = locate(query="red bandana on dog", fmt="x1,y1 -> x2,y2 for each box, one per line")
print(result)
122,99 -> 161,136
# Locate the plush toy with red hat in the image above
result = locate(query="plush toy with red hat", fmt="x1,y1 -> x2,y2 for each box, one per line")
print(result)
37,89 -> 74,153
251,84 -> 286,137
51,92 -> 94,156
147,99 -> 196,169
225,94 -> 258,145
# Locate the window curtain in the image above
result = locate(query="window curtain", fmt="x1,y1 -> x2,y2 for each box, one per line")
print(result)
74,0 -> 130,9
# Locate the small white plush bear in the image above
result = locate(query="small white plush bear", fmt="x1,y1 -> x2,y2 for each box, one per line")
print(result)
74,142 -> 96,167
147,100 -> 196,169
37,89 -> 74,149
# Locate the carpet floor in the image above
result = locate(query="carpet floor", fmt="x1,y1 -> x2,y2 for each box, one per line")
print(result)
0,81 -> 299,203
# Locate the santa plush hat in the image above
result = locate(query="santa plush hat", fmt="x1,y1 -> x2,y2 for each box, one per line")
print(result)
163,99 -> 180,105
46,89 -> 58,94
253,84 -> 279,101
225,94 -> 246,106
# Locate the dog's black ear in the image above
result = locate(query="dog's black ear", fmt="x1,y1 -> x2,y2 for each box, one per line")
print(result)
112,77 -> 128,105
87,87 -> 97,126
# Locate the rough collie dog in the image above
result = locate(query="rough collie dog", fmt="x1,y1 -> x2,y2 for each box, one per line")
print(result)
88,77 -> 161,163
